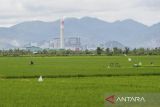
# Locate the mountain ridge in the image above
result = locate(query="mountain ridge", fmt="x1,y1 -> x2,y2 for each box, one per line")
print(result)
0,17 -> 160,49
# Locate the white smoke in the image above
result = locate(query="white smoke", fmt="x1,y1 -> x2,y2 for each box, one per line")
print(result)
0,38 -> 21,48
146,39 -> 160,48
10,40 -> 20,47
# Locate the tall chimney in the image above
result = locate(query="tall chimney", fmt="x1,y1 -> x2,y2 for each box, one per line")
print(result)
60,17 -> 64,49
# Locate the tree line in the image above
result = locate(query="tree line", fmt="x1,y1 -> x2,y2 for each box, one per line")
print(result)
0,47 -> 160,56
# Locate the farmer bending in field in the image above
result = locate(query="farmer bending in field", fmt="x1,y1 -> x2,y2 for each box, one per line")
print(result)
30,61 -> 34,65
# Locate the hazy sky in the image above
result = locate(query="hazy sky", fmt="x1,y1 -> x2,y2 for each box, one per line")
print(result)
0,0 -> 160,27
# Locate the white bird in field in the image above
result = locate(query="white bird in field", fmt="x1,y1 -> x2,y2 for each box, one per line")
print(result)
38,76 -> 43,82
128,58 -> 132,62
139,62 -> 142,66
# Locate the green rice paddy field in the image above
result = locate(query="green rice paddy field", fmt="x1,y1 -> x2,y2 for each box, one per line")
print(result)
0,56 -> 160,107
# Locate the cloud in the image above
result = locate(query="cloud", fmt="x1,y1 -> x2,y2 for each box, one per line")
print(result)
0,38 -> 20,47
140,0 -> 160,10
0,0 -> 159,26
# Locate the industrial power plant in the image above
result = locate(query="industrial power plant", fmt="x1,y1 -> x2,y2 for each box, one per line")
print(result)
54,17 -> 81,50
25,17 -> 82,51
